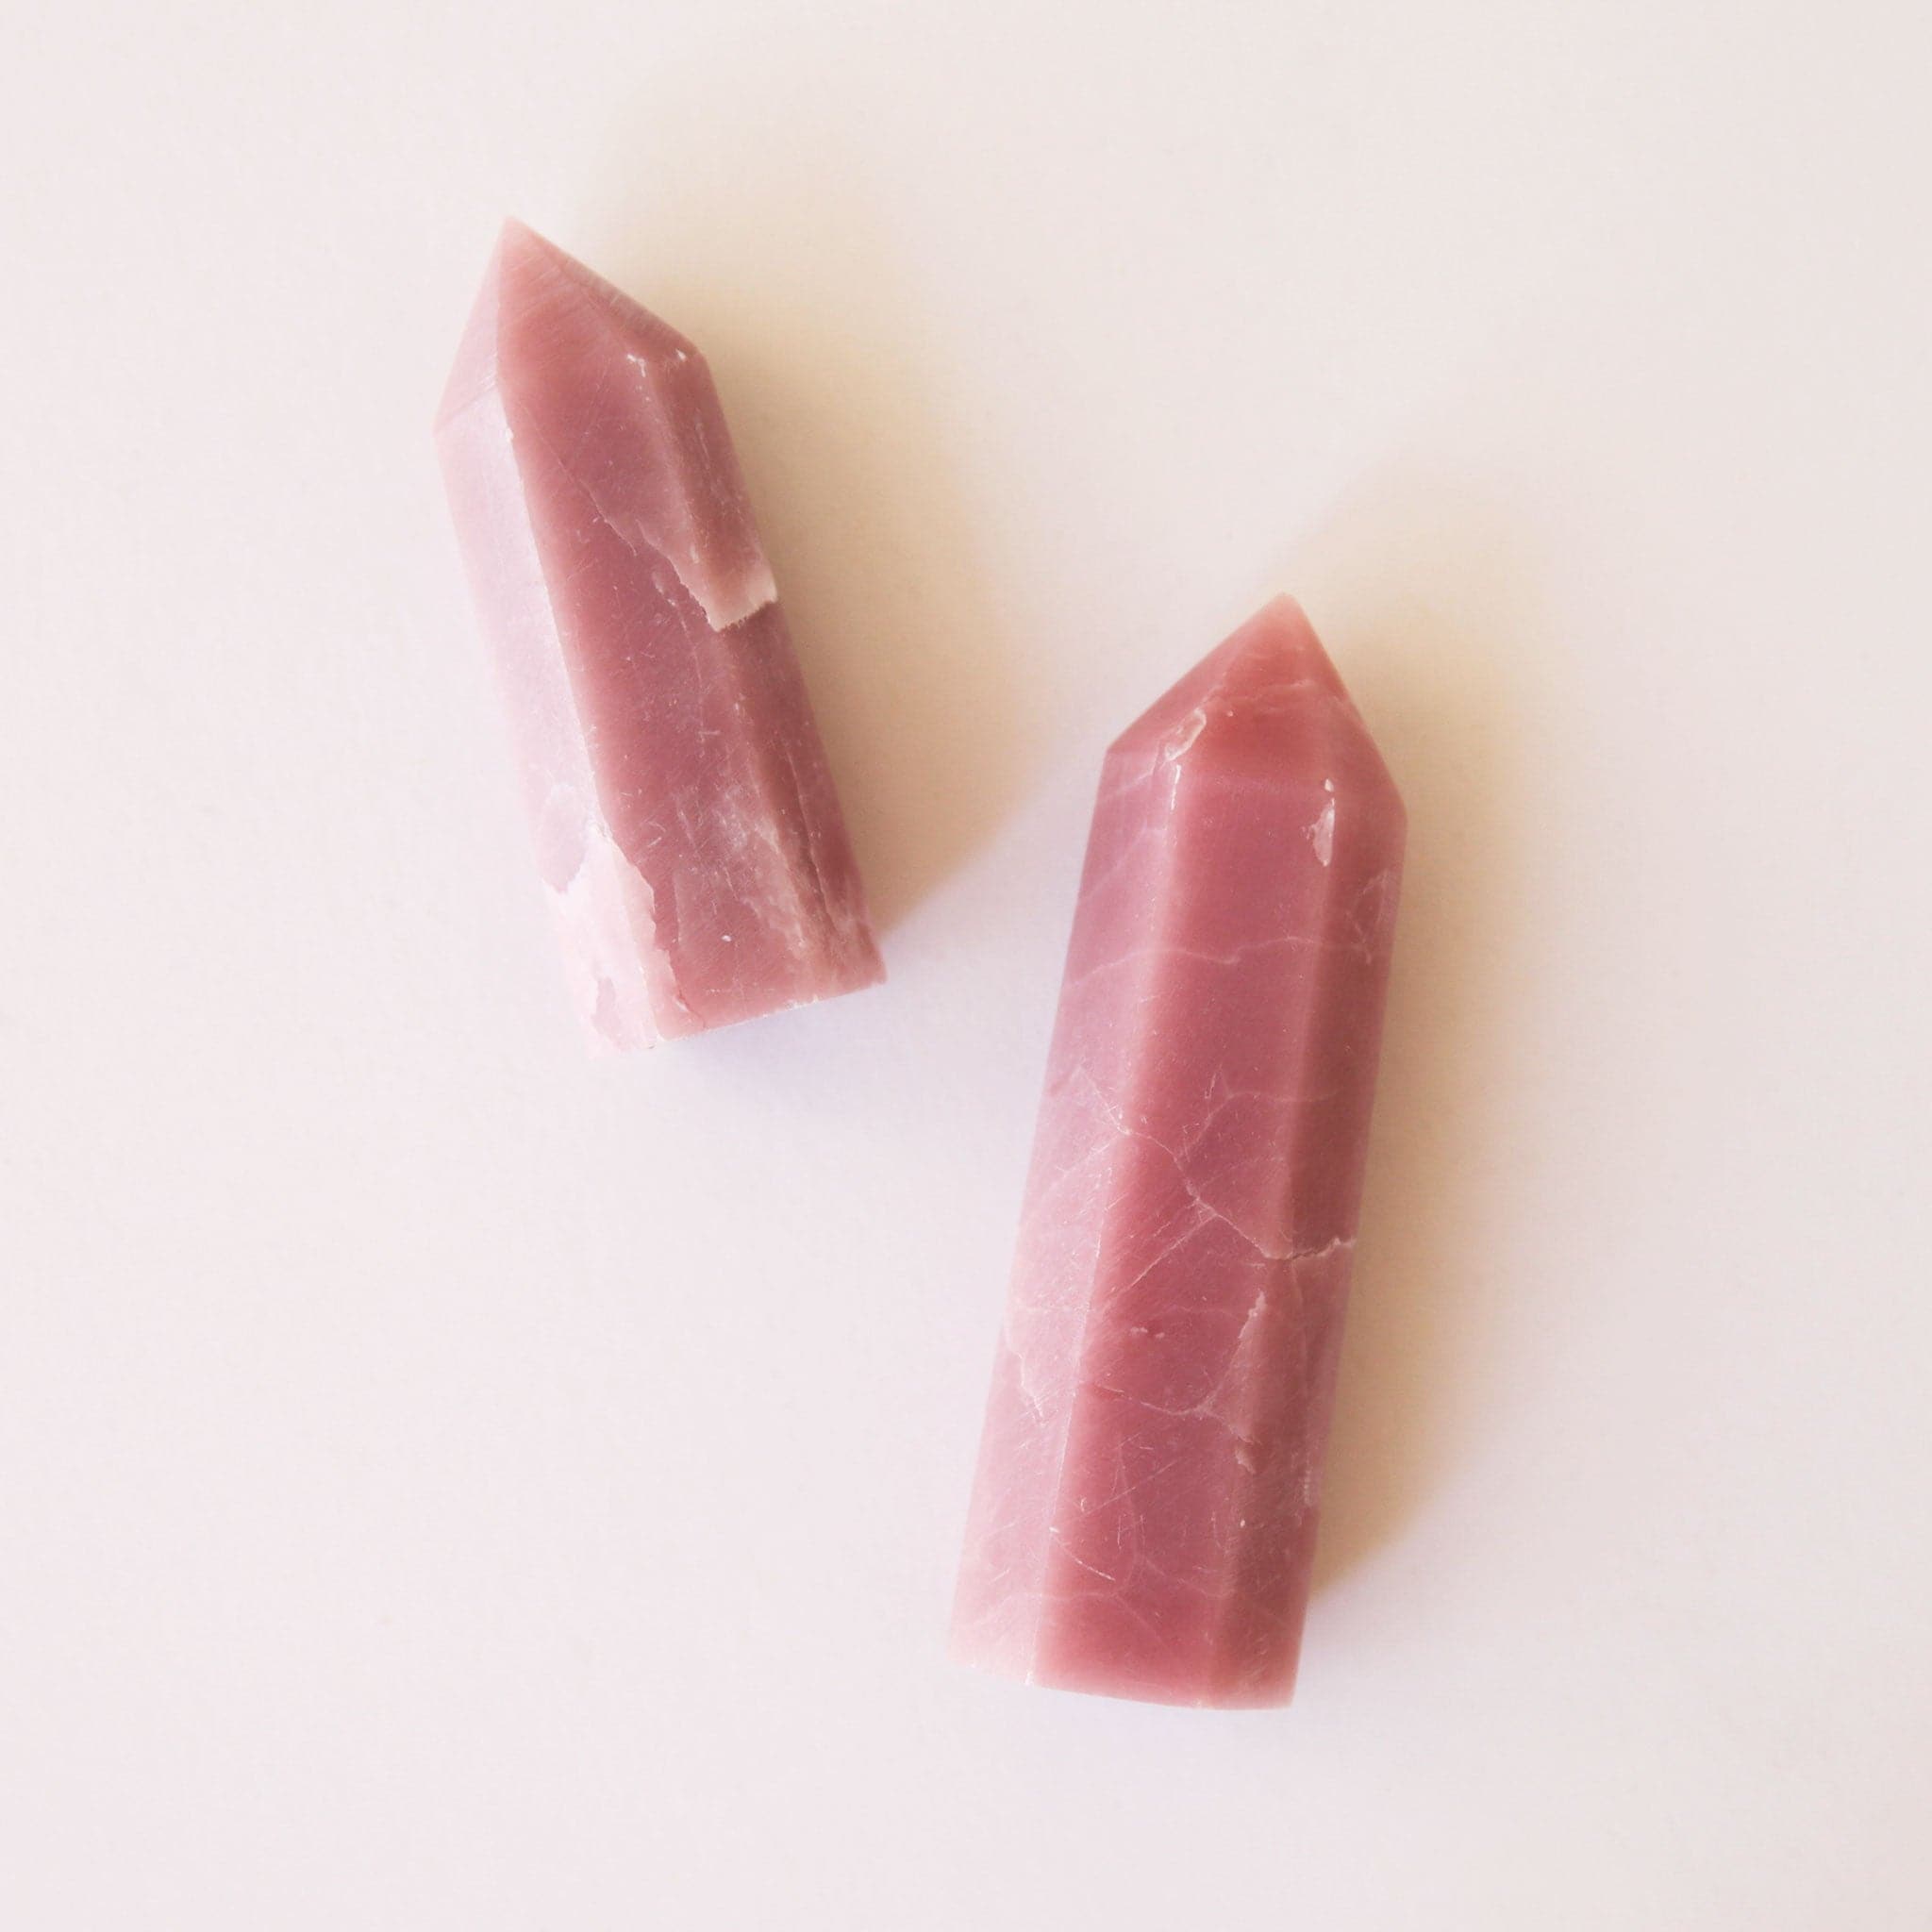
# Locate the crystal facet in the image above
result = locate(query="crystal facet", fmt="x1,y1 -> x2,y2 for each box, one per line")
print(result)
952,597 -> 1406,1707
436,222 -> 882,1047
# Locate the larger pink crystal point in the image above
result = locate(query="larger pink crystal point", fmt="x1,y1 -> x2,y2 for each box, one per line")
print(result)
435,222 -> 882,1047
953,597 -> 1406,1707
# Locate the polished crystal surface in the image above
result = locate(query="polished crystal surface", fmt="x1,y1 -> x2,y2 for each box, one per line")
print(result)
952,597 -> 1406,1706
436,222 -> 881,1047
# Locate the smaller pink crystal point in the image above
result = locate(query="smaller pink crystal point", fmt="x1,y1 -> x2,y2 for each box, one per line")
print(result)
436,222 -> 882,1048
952,596 -> 1405,1707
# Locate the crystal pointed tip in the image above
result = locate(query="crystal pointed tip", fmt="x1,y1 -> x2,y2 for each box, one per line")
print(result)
492,216 -> 593,292
1108,593 -> 1345,763
439,220 -> 702,432
1217,592 -> 1341,691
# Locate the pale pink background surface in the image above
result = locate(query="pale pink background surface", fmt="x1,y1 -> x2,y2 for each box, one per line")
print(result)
2,2 -> 1927,1926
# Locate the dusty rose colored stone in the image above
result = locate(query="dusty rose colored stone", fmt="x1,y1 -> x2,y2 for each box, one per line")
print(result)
953,597 -> 1405,1707
436,222 -> 881,1048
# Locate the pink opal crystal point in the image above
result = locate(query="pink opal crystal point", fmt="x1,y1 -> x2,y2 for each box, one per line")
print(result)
435,221 -> 882,1048
952,596 -> 1406,1707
